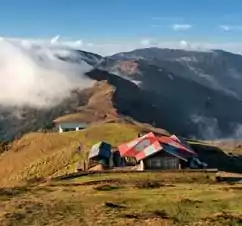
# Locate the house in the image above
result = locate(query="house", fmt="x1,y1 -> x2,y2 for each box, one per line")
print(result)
56,122 -> 87,133
88,142 -> 112,169
118,132 -> 204,170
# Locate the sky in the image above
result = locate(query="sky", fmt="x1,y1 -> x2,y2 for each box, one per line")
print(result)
1,0 -> 242,55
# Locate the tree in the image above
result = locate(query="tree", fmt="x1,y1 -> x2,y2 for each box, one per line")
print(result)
0,141 -> 8,154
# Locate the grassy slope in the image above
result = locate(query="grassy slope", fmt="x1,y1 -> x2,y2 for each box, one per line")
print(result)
0,122 -> 141,187
54,81 -> 118,124
1,172 -> 242,226
209,140 -> 242,155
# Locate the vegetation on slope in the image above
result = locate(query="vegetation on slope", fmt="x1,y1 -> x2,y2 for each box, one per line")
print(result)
0,122 -> 141,187
54,81 -> 118,124
1,172 -> 242,226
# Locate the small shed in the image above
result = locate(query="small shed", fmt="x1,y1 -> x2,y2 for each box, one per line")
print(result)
88,142 -> 112,168
57,122 -> 87,133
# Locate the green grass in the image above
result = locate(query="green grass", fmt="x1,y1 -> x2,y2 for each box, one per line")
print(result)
0,122 -> 141,187
1,172 -> 242,226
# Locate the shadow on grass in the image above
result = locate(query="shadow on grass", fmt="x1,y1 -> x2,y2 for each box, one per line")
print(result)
122,210 -> 171,220
94,184 -> 122,191
49,179 -> 123,188
203,212 -> 242,225
135,181 -> 175,189
2,199 -> 86,226
0,186 -> 30,198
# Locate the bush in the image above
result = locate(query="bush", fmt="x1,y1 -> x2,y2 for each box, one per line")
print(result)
0,141 -> 8,154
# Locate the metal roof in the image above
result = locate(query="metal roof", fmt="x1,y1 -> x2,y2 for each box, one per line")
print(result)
88,142 -> 112,159
118,133 -> 197,162
58,122 -> 87,129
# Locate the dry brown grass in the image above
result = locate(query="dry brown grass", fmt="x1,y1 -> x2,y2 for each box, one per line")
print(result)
0,122 -> 141,187
54,81 -> 118,124
209,140 -> 242,155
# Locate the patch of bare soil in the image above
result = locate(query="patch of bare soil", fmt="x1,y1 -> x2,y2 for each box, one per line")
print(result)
179,198 -> 203,205
123,210 -> 171,220
94,184 -> 122,191
135,181 -> 175,189
204,212 -> 242,225
81,179 -> 123,186
0,187 -> 29,197
104,202 -> 127,209
48,179 -> 123,188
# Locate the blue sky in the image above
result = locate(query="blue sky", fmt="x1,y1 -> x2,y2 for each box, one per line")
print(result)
1,0 -> 242,55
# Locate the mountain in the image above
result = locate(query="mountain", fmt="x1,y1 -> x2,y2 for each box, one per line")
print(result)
2,47 -> 242,141
95,48 -> 242,139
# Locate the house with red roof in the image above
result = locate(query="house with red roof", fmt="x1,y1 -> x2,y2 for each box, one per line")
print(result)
118,132 -> 205,170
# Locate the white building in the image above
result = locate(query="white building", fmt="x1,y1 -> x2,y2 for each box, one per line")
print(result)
57,122 -> 87,133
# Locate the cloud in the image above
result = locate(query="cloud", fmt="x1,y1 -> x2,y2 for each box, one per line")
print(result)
0,38 -> 93,108
87,42 -> 93,47
191,114 -> 221,139
179,40 -> 190,48
172,24 -> 192,31
219,25 -> 242,32
50,35 -> 60,44
75,39 -> 83,46
88,40 -> 242,56
140,39 -> 152,46
4,36 -> 242,59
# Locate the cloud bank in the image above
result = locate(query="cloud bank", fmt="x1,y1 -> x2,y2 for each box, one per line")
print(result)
2,35 -> 242,109
0,38 -> 93,108
219,25 -> 242,32
172,24 -> 192,31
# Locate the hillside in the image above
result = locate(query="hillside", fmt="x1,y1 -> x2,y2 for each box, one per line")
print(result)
0,80 -> 117,142
0,122 -> 142,187
97,48 -> 242,139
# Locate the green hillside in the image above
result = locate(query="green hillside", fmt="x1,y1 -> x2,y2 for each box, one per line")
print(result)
0,122 -> 141,187
1,172 -> 242,226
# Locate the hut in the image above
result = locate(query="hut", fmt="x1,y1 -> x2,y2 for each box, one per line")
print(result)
88,142 -> 112,169
118,132 -> 202,170
56,122 -> 87,133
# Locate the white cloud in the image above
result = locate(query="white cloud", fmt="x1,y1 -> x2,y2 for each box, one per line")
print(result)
219,25 -> 242,32
0,38 -> 93,108
84,40 -> 242,56
50,35 -> 60,44
87,42 -> 94,47
75,39 -> 83,46
140,39 -> 151,46
179,40 -> 190,48
4,36 -> 242,58
172,24 -> 192,31
219,25 -> 230,32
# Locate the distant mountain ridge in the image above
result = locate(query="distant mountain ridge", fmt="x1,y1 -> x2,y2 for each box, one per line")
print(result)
96,48 -> 242,139
1,47 -> 242,141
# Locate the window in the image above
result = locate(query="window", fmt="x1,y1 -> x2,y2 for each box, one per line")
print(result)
147,156 -> 178,169
161,157 -> 178,169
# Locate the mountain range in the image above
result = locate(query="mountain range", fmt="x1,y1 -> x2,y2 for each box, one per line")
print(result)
1,46 -> 242,141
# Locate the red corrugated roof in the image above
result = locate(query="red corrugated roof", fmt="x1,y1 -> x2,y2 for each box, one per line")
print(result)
157,136 -> 196,155
118,132 -> 157,157
118,133 -> 197,162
